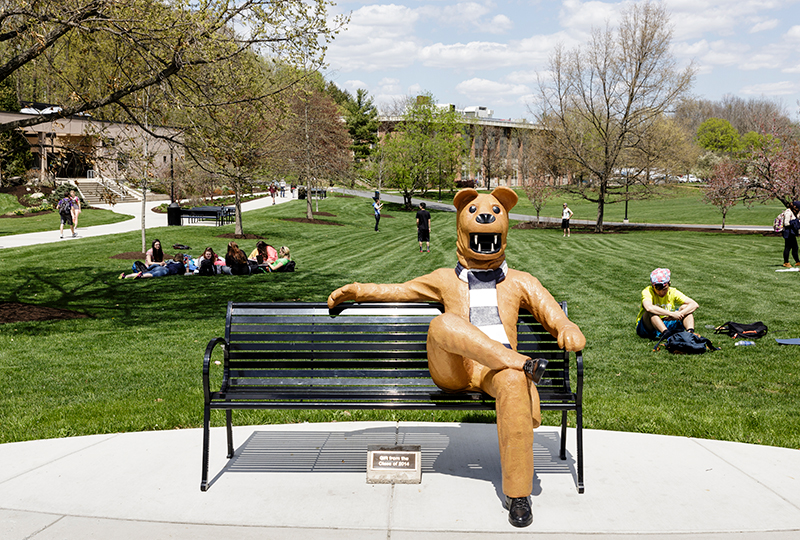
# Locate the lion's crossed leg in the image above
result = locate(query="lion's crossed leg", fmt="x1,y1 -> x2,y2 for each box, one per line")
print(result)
426,313 -> 541,497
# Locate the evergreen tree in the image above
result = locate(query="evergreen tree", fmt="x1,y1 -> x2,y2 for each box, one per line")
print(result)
344,89 -> 379,164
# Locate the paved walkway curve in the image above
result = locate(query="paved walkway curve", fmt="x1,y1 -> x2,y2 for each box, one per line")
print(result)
0,192 -> 295,250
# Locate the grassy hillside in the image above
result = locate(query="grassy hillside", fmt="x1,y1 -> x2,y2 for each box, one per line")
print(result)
1,194 -> 797,449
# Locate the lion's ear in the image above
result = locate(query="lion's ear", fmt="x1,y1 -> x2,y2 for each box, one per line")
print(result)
491,186 -> 518,212
454,189 -> 479,212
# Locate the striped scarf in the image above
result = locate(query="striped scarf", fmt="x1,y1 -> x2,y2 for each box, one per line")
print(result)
455,261 -> 511,348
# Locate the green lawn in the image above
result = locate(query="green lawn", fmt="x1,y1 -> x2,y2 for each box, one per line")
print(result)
1,193 -> 798,449
415,185 -> 783,227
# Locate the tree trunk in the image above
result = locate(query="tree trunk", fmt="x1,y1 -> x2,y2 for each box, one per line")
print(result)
594,179 -> 606,233
140,179 -> 147,253
306,176 -> 313,220
234,188 -> 243,236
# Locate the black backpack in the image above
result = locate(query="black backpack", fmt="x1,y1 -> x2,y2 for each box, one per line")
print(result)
713,321 -> 768,340
654,330 -> 719,354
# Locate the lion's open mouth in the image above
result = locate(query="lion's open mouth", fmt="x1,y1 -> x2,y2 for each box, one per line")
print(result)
470,233 -> 502,254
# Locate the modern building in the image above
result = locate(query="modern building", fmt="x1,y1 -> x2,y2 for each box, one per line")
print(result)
0,105 -> 182,185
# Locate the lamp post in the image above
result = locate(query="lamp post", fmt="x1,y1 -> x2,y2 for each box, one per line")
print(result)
623,170 -> 629,224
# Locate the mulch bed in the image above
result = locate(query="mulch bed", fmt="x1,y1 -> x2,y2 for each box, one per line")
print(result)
111,252 -> 148,259
0,302 -> 88,324
1,184 -> 56,218
216,233 -> 265,239
281,218 -> 344,226
0,184 -> 54,206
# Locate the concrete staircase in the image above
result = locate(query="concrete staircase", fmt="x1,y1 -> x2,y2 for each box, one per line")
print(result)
73,180 -> 139,205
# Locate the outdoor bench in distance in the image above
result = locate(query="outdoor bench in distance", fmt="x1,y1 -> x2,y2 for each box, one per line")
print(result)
201,301 -> 584,493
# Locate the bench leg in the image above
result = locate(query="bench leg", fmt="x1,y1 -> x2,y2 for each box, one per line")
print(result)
226,409 -> 234,458
201,405 -> 211,491
560,410 -> 568,461
576,407 -> 585,493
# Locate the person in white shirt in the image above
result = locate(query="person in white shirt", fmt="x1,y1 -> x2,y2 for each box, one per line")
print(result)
561,203 -> 574,237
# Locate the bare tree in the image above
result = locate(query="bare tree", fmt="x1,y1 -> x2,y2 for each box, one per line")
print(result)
534,0 -> 694,232
271,82 -> 352,219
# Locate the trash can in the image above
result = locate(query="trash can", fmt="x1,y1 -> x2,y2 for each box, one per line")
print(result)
167,202 -> 182,226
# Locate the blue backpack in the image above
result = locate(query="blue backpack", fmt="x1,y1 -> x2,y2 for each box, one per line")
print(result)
654,330 -> 719,354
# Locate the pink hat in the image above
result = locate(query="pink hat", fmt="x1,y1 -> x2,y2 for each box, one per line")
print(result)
650,268 -> 671,284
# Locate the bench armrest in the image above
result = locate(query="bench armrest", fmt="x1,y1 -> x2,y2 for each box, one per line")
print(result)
574,349 -> 584,404
203,337 -> 227,404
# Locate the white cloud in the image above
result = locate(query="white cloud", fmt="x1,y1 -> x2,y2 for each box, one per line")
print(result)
488,14 -> 513,34
559,0 -> 619,34
739,53 -> 782,71
455,78 -> 530,98
740,80 -> 800,96
342,80 -> 368,92
786,25 -> 800,40
749,19 -> 779,33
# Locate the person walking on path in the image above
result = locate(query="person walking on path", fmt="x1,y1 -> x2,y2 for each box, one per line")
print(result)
416,202 -> 431,252
70,189 -> 82,230
57,195 -> 76,239
372,196 -> 383,232
561,203 -> 573,237
780,201 -> 800,268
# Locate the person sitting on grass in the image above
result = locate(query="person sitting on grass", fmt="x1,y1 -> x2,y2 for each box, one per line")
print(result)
223,241 -> 250,275
197,246 -> 224,276
266,246 -> 292,272
145,239 -> 167,270
248,241 -> 277,265
120,254 -> 186,279
636,268 -> 699,340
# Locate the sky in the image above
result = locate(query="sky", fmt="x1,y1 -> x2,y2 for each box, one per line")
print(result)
322,0 -> 800,121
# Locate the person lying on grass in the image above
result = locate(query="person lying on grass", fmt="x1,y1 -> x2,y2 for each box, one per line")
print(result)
120,254 -> 186,279
636,267 -> 699,340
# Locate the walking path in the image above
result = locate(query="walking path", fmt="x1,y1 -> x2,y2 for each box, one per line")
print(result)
0,192 -> 295,250
2,187 -> 796,538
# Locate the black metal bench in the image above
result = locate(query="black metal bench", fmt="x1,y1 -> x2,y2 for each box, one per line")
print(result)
181,206 -> 235,226
201,301 -> 584,492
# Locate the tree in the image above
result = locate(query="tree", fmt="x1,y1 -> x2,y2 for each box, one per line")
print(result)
517,128 -> 554,224
534,0 -> 694,232
184,58 -> 282,236
674,95 -> 791,137
344,89 -> 379,166
704,160 -> 744,229
696,118 -> 741,153
272,82 -> 352,219
471,124 -> 508,190
0,0 -> 344,134
382,94 -> 465,208
0,79 -> 31,185
740,118 -> 800,208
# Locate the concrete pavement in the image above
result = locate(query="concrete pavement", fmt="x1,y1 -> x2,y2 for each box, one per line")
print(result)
1,422 -> 799,539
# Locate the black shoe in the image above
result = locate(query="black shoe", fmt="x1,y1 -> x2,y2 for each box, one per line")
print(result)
504,496 -> 533,528
523,358 -> 548,384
